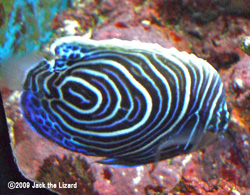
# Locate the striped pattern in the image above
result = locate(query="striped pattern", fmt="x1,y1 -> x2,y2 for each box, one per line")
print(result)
20,37 -> 229,166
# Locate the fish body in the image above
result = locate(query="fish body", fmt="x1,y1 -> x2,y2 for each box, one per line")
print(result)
20,36 -> 229,166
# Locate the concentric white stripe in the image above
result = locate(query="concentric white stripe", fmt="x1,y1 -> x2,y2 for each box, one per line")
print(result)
21,37 -> 229,164
111,53 -> 193,155
50,59 -> 153,137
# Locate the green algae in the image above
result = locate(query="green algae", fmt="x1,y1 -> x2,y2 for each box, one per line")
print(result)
0,0 -> 70,61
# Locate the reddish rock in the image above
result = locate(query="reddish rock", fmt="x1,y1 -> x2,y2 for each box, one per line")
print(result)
229,55 -> 250,108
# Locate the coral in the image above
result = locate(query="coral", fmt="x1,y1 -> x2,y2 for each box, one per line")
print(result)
0,0 -> 69,61
36,155 -> 99,195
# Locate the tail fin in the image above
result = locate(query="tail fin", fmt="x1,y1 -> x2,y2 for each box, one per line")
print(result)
0,51 -> 44,90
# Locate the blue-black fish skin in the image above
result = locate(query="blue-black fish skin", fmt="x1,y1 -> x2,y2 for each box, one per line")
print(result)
20,36 -> 229,166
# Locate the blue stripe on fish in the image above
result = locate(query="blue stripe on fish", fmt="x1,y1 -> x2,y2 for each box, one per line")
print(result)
20,36 -> 230,166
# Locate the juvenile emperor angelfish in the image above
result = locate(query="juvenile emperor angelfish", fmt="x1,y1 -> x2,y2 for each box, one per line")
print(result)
19,36 -> 229,166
